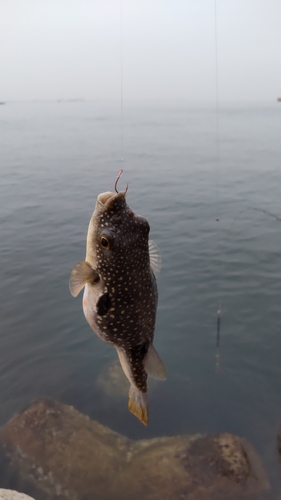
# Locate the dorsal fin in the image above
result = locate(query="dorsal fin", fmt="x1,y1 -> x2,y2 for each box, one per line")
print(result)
69,261 -> 99,297
149,240 -> 162,276
144,344 -> 166,380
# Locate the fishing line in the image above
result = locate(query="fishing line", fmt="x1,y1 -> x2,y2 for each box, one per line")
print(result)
119,0 -> 124,163
212,5 -> 279,374
214,0 -> 222,374
248,207 -> 281,222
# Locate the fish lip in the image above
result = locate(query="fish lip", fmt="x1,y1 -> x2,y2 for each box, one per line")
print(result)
97,191 -> 126,209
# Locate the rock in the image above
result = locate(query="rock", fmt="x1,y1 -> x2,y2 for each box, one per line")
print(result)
0,490 -> 35,500
95,359 -> 130,397
0,398 -> 270,500
96,359 -> 159,398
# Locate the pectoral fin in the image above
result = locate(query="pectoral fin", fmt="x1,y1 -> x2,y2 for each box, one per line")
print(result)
69,261 -> 99,297
144,344 -> 166,380
149,240 -> 162,276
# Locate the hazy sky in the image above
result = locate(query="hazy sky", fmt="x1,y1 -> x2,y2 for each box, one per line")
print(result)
1,0 -> 281,101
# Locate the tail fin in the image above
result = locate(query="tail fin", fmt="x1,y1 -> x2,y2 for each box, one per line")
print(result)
128,385 -> 148,426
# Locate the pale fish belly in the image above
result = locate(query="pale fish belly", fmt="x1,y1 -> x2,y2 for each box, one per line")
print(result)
82,284 -> 105,342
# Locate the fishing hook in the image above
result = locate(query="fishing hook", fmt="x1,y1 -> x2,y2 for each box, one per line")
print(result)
114,169 -> 128,193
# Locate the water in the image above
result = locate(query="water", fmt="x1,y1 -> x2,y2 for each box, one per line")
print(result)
1,100 -> 281,494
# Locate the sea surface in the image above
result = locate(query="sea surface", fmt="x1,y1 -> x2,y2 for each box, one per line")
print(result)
1,100 -> 281,496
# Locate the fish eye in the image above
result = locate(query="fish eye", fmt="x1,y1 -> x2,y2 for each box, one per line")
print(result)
100,235 -> 110,250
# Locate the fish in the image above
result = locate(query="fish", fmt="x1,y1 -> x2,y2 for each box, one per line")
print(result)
69,171 -> 166,425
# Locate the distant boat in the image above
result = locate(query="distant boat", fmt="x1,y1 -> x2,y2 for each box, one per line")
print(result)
0,102 -> 5,105
277,97 -> 281,102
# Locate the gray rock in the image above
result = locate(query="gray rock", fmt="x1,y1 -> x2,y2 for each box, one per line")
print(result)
96,359 -> 159,398
0,490 -> 35,500
0,398 -> 270,500
95,359 -> 130,397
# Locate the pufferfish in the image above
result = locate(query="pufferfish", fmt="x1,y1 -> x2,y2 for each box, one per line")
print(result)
69,171 -> 166,425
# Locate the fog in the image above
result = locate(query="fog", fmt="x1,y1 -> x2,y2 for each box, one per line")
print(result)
1,0 -> 281,102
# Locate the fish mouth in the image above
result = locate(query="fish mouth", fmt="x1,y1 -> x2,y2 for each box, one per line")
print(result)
97,191 -> 126,210
97,192 -> 115,205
